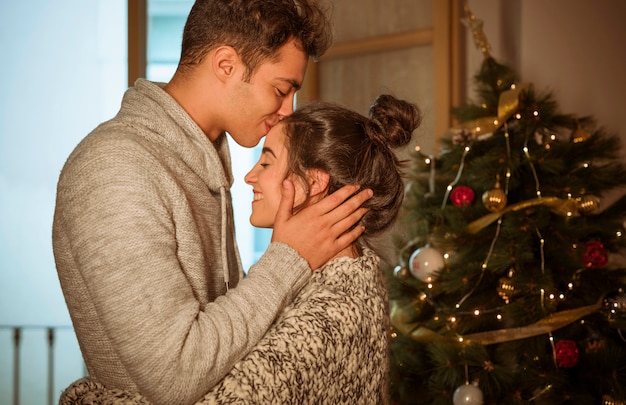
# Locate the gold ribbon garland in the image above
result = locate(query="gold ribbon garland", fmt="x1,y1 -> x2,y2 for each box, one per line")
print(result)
466,196 -> 581,234
390,299 -> 601,346
457,84 -> 527,139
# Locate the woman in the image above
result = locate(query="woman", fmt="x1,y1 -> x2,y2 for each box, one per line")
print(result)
59,94 -> 421,404
200,94 -> 421,404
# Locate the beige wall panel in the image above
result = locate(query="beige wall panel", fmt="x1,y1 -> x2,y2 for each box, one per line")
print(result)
329,0 -> 432,41
317,46 -> 436,156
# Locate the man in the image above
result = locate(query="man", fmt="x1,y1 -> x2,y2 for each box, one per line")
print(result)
52,1 -> 371,404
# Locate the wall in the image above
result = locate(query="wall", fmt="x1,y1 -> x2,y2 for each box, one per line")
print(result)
0,1 -> 127,402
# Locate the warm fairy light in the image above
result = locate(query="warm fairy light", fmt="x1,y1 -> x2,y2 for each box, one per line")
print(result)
568,283 -> 574,290
496,314 -> 502,320
617,231 -> 623,237
550,134 -> 556,141
391,331 -> 397,338
523,146 -> 529,153
533,110 -> 539,117
510,84 -> 516,89
545,144 -> 551,150
434,316 -> 440,321
465,146 -> 471,152
474,309 -> 480,316
450,316 -> 457,323
481,263 -> 488,270
559,293 -> 565,300
425,157 -> 431,164
549,293 -> 556,300
536,191 -> 542,197
458,337 -> 464,343
427,283 -> 433,289
583,162 -> 590,168
447,185 -> 453,191
443,253 -> 450,260
549,335 -> 554,342
415,146 -> 422,152
420,292 -> 427,301
515,113 -> 522,119
493,119 -> 499,126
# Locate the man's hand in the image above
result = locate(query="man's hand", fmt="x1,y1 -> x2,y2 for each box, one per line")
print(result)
272,180 -> 373,270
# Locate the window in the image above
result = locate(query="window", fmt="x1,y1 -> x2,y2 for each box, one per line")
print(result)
146,0 -> 271,272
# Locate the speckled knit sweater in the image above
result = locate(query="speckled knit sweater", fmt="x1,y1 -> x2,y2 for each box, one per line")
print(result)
199,247 -> 390,404
58,248 -> 390,404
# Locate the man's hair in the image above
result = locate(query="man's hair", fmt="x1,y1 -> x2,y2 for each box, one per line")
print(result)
178,0 -> 333,80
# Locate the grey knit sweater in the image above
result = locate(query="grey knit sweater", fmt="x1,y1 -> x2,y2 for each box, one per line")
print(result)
59,248 -> 390,404
53,79 -> 311,405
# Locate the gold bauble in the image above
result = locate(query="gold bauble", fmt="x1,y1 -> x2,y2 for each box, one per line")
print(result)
482,188 -> 507,212
578,195 -> 600,215
571,124 -> 591,143
602,395 -> 625,405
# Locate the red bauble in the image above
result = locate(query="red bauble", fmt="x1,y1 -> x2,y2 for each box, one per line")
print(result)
582,240 -> 608,269
450,186 -> 475,207
555,340 -> 579,368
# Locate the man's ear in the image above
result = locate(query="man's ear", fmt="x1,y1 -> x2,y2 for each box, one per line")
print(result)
307,168 -> 330,197
212,46 -> 239,82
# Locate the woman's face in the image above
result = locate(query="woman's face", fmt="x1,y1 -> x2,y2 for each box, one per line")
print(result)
244,123 -> 308,228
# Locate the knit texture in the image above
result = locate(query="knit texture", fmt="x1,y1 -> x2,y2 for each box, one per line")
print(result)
58,248 -> 390,405
53,79 -> 311,405
201,247 -> 390,405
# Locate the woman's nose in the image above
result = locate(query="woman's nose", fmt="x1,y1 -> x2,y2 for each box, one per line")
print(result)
244,168 -> 256,185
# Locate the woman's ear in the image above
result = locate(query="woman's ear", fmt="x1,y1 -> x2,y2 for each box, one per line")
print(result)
307,168 -> 330,197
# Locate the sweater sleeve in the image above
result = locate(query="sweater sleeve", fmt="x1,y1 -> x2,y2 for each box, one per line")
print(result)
53,134 -> 311,405
197,254 -> 390,405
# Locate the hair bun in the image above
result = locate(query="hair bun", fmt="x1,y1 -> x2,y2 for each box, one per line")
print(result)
368,94 -> 422,149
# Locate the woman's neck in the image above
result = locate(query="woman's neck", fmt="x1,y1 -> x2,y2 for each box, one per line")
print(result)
331,244 -> 359,260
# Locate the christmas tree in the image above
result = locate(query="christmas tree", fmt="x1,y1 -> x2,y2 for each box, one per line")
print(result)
387,6 -> 626,405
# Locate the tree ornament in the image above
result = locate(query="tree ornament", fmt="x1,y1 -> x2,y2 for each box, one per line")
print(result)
602,394 -> 626,405
571,122 -> 591,143
555,340 -> 579,368
409,245 -> 445,282
451,186 -> 475,207
582,240 -> 608,269
453,381 -> 484,405
482,175 -> 507,212
497,269 -> 516,303
578,194 -> 600,215
482,186 -> 507,212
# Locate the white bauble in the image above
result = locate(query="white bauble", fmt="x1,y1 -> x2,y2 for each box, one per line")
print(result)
409,245 -> 444,282
452,383 -> 484,405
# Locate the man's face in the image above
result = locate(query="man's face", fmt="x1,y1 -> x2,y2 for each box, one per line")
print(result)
226,39 -> 308,148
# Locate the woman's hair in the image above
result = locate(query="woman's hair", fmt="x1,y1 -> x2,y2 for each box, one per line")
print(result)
283,94 -> 422,239
178,0 -> 333,80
